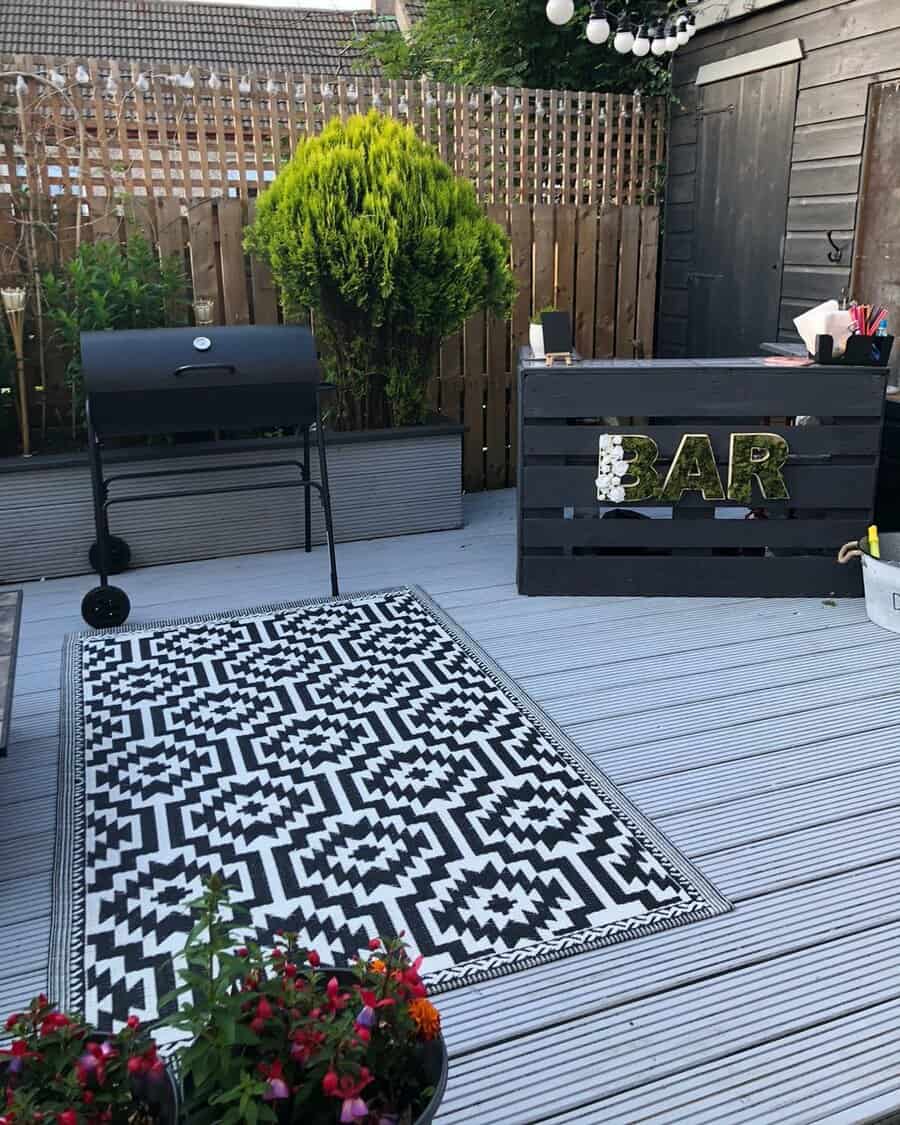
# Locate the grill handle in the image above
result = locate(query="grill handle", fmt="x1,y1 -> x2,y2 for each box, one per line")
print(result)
172,362 -> 237,378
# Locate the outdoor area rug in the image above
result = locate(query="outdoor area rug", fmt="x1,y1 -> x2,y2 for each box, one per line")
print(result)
51,586 -> 730,1026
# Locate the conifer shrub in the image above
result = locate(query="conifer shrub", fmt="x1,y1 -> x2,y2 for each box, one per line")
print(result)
245,111 -> 516,429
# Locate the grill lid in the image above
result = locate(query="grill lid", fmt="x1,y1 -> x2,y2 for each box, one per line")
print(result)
81,325 -> 319,393
81,325 -> 323,437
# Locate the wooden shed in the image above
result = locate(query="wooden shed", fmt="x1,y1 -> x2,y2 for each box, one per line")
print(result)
658,0 -> 900,361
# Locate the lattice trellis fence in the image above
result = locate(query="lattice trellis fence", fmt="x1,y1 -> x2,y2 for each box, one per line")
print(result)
0,56 -> 666,208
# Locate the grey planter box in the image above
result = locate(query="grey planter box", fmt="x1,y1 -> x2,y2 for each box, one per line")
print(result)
0,421 -> 463,582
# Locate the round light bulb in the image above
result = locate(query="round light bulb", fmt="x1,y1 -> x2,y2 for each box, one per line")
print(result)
676,20 -> 691,45
687,18 -> 697,37
632,27 -> 650,56
665,26 -> 679,51
546,0 -> 575,25
613,29 -> 635,52
586,16 -> 611,43
650,36 -> 668,56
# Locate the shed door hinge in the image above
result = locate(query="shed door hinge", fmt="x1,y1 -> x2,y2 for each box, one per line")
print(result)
696,103 -> 736,118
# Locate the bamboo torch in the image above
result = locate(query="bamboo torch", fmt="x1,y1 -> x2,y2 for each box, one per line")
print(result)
1,287 -> 30,457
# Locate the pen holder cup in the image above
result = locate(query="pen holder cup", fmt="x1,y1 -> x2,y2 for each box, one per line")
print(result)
844,333 -> 894,367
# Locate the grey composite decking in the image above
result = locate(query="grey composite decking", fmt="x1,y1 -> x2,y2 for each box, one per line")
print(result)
2,487 -> 900,1124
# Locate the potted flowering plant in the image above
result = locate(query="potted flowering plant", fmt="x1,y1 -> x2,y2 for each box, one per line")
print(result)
1,996 -> 176,1124
170,876 -> 447,1125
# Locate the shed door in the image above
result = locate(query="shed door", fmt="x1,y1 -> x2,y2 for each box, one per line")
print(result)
689,62 -> 799,357
853,82 -> 900,381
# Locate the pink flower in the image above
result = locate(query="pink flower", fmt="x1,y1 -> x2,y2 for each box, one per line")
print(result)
262,1060 -> 290,1101
355,988 -> 394,1029
340,1097 -> 369,1122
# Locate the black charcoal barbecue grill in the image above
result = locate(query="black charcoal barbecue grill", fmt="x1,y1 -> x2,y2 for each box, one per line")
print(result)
79,325 -> 338,628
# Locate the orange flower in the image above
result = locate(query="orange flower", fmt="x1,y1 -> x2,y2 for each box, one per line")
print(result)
408,997 -> 441,1041
369,958 -> 387,974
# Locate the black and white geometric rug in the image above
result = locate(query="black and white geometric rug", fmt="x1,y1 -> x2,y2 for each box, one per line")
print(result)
52,586 -> 730,1027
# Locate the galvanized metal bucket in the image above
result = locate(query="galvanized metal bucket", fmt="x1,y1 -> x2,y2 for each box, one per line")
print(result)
838,532 -> 900,633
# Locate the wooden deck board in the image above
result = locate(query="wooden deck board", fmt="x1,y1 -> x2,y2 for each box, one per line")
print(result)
1,487 -> 898,1123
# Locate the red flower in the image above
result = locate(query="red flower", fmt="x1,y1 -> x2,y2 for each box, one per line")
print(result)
39,1012 -> 72,1037
367,938 -> 380,951
283,962 -> 297,978
325,977 -> 349,1012
256,998 -> 273,1021
0,1040 -> 39,1061
289,1027 -> 325,1063
4,1014 -> 20,1031
322,1070 -> 339,1096
126,1016 -> 140,1030
57,1112 -> 78,1125
306,950 -> 320,968
235,947 -> 249,958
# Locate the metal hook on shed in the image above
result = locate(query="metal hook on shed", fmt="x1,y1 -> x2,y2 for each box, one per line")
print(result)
826,231 -> 845,264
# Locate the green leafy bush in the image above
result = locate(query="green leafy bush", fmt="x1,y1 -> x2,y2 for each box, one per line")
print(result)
42,235 -> 187,416
245,111 -> 516,429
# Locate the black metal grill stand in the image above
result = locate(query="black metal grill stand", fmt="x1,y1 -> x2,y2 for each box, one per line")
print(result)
79,326 -> 340,628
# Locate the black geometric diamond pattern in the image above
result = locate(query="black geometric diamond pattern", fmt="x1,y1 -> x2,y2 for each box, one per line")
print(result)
59,588 -> 729,1026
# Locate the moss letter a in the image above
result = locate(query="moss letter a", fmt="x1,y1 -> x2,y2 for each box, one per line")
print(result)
660,434 -> 725,501
728,433 -> 790,504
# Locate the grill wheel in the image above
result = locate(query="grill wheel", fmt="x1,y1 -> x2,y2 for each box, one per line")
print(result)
88,535 -> 132,576
81,586 -> 131,629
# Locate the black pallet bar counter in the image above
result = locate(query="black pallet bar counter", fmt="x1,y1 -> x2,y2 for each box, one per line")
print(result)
517,355 -> 887,597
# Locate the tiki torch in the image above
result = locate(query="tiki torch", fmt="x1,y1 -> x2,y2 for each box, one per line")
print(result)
1,287 -> 30,456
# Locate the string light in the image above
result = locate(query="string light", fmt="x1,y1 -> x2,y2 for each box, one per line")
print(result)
239,76 -> 252,94
208,71 -> 223,90
612,13 -> 635,53
49,69 -> 66,89
548,1 -> 701,55
633,25 -> 651,56
545,0 -> 575,25
75,65 -> 90,85
586,3 -> 611,44
15,75 -> 27,95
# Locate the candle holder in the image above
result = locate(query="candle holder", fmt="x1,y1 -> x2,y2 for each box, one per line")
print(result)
193,297 -> 215,326
2,287 -> 31,456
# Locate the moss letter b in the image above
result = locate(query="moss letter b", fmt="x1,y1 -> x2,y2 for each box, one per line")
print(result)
622,435 -> 661,502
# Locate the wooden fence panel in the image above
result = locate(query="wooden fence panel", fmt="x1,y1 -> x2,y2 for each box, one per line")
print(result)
6,197 -> 658,492
0,59 -> 666,208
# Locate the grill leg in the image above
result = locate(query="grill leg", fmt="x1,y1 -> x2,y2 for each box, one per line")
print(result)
315,419 -> 339,597
303,426 -> 311,554
88,427 -> 110,589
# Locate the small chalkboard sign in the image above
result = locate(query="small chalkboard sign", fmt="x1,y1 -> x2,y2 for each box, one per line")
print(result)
541,311 -> 573,361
